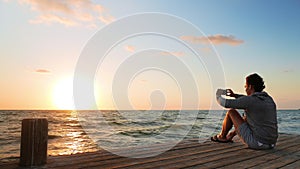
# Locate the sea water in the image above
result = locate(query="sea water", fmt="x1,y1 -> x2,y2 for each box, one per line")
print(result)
0,110 -> 299,161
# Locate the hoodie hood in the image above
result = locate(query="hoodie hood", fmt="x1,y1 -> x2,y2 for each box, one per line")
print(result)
252,92 -> 269,100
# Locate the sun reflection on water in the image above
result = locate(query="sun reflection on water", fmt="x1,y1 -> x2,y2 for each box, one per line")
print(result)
47,110 -> 99,156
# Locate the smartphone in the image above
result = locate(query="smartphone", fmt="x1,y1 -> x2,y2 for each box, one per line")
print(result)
220,89 -> 227,95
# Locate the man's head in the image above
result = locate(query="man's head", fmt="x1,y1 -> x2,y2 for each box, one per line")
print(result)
245,73 -> 265,95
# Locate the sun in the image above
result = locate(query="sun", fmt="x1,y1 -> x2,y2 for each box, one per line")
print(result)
52,78 -> 74,110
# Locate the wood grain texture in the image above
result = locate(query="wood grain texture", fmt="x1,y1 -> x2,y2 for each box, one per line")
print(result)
19,118 -> 48,167
1,134 -> 299,169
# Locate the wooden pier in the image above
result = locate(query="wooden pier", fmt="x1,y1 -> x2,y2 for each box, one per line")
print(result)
1,133 -> 299,169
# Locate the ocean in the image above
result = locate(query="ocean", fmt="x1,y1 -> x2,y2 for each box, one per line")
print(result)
0,110 -> 299,161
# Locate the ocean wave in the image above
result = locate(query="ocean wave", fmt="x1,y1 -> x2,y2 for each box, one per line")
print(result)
0,110 -> 299,160
118,125 -> 171,138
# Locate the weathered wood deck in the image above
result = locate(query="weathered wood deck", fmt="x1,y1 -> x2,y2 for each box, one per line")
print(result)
1,134 -> 299,169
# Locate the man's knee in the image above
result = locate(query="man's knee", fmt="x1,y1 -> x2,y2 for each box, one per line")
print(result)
227,108 -> 238,115
227,109 -> 245,126
227,109 -> 240,117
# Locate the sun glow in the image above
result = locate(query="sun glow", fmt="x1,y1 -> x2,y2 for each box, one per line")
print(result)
52,78 -> 74,110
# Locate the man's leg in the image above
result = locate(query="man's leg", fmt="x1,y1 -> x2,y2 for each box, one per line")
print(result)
227,130 -> 237,141
218,109 -> 245,141
226,114 -> 247,140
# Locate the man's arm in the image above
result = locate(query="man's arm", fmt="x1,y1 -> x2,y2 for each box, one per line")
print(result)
226,89 -> 245,98
216,89 -> 250,109
234,94 -> 245,98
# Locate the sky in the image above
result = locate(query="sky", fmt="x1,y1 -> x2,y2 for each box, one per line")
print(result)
0,0 -> 299,110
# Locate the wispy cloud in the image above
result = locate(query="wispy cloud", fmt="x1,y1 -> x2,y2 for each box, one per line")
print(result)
283,69 -> 294,73
181,34 -> 244,46
160,51 -> 184,57
124,45 -> 136,53
15,0 -> 115,28
99,15 -> 115,25
35,69 -> 51,74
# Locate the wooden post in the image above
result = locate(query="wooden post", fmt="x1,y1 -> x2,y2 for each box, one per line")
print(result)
19,118 -> 48,167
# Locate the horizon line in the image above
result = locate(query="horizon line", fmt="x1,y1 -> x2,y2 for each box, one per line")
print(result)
0,109 -> 299,111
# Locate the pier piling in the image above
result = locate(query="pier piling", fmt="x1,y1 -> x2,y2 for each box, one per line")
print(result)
19,118 -> 48,167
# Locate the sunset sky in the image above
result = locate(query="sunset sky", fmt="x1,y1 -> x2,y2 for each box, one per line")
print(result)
1,0 -> 299,110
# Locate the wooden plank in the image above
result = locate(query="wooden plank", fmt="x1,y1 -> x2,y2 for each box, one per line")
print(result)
113,143 -> 244,169
218,149 -> 294,169
47,138 -> 202,164
209,138 -> 300,169
248,149 -> 300,169
247,136 -> 300,169
61,141 -> 242,169
0,134 -> 299,169
246,140 -> 300,168
48,138 -> 224,168
85,140 -> 239,169
216,135 -> 300,169
172,134 -> 298,169
155,133 -> 298,168
45,140 -> 211,168
47,134 -> 298,168
109,135 -> 283,169
280,160 -> 300,169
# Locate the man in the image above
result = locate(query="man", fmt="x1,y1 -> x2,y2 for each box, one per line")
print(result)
211,73 -> 278,149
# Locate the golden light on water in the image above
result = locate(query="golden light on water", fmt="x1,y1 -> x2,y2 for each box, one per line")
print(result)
47,110 -> 98,156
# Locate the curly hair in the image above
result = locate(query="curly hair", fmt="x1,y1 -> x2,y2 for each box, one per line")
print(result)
246,73 -> 265,92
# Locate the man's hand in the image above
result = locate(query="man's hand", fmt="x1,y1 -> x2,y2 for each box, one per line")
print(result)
216,89 -> 226,106
216,89 -> 226,96
226,89 -> 236,97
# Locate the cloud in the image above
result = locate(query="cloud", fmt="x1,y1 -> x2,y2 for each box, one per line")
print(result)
160,51 -> 184,57
16,0 -> 115,27
124,45 -> 136,53
283,69 -> 294,73
181,34 -> 244,46
99,15 -> 115,25
35,69 -> 51,74
29,14 -> 77,26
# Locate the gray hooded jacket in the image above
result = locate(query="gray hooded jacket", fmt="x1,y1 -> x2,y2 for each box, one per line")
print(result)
217,92 -> 278,144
